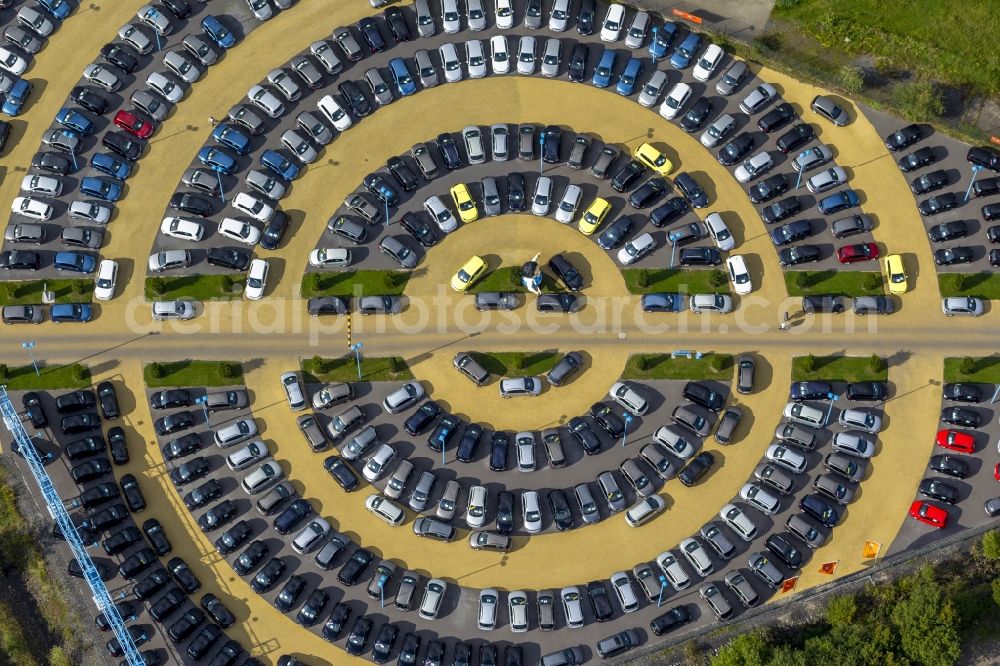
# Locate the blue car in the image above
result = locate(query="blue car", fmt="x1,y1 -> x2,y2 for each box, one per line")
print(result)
818,189 -> 860,216
592,49 -> 615,88
56,108 -> 95,137
53,252 -> 96,274
201,15 -> 236,49
37,0 -> 72,19
388,57 -> 416,97
51,303 -> 93,323
80,177 -> 123,202
1,79 -> 32,116
211,124 -> 252,155
649,22 -> 678,60
260,149 -> 300,181
616,58 -> 643,96
671,33 -> 702,69
90,153 -> 131,180
197,146 -> 238,174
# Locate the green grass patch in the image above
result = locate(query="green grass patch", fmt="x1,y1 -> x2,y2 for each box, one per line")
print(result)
938,273 -> 1000,300
0,363 -> 90,390
943,357 -> 1000,384
468,267 -> 563,294
784,271 -> 883,297
302,355 -> 414,383
792,355 -> 888,382
0,280 -> 93,306
145,275 -> 240,301
469,351 -> 561,377
143,361 -> 243,387
622,269 -> 729,295
623,353 -> 733,380
300,271 -> 409,298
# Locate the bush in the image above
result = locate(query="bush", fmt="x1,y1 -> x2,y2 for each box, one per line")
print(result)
712,629 -> 772,666
148,363 -> 164,379
993,578 -> 1000,608
220,275 -> 234,292
710,354 -> 727,372
71,365 -> 86,382
312,355 -> 333,375
869,354 -> 883,373
635,356 -> 648,371
219,362 -> 239,380
305,273 -> 323,293
838,65 -> 866,93
635,270 -> 649,289
862,273 -> 882,291
0,363 -> 7,380
959,356 -> 976,376
894,80 -> 945,121
709,269 -> 728,288
891,567 -> 962,666
795,272 -> 811,290
800,355 -> 816,373
148,277 -> 167,296
48,646 -> 71,666
389,357 -> 406,375
826,594 -> 858,626
982,529 -> 1000,560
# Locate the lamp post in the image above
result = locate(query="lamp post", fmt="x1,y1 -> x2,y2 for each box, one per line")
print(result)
21,341 -> 39,376
965,164 -> 983,202
657,575 -> 668,607
350,342 -> 363,380
384,195 -> 389,230
538,131 -> 545,175
216,170 -> 226,203
794,150 -> 809,189
622,412 -> 633,447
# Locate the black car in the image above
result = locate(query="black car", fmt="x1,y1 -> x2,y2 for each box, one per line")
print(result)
322,602 -> 352,641
362,173 -> 400,206
169,192 -> 214,217
397,632 -> 421,666
56,389 -> 96,413
679,247 -> 722,266
31,152 -> 73,175
399,212 -> 437,247
250,557 -> 286,593
674,172 -> 708,208
102,131 -> 143,161
760,196 -> 801,225
800,494 -> 840,527
765,533 -> 804,568
489,431 -> 509,471
102,526 -> 141,555
749,174 -> 790,204
371,622 -> 397,663
70,557 -> 109,580
323,455 -> 359,491
358,17 -> 385,52
597,216 -> 635,250
587,580 -> 615,623
683,381 -> 725,411
568,416 -> 601,455
120,548 -> 158,580
770,219 -> 811,245
232,540 -> 269,576
21,392 -> 47,428
918,478 -> 959,504
257,209 -> 288,250
717,133 -> 754,166
212,640 -> 242,665
679,98 -> 712,133
942,383 -> 982,403
186,624 -> 222,661
163,432 -> 202,460
71,86 -> 109,114
542,125 -> 561,163
161,0 -> 192,18
96,381 -> 119,420
911,170 -> 949,195
107,426 -> 129,465
918,192 -> 959,216
81,482 -> 120,509
548,489 -> 574,531
790,381 -> 832,402
496,491 -> 515,534
89,502 -> 129,532
778,245 -> 821,266
150,389 -> 192,409
273,498 -> 313,535
169,456 -> 210,486
120,474 -> 146,512
62,413 -> 101,435
610,160 -> 645,192
435,133 -> 462,169
507,173 -> 526,211
0,250 -> 41,270
568,42 -> 588,82
106,625 -> 149,657
296,588 -> 329,627
940,406 -> 981,428
628,177 -> 667,208
884,124 -> 922,151
967,145 -> 1000,172
345,616 -> 372,656
845,381 -> 887,402
100,43 -> 140,73
897,146 -> 937,172
274,574 -> 306,612
71,456 -> 112,483
403,400 -> 441,436
133,568 -> 170,600
548,254 -> 583,291
206,246 -> 252,270
455,423 -> 483,462
142,517 -> 172,555
758,103 -> 795,133
678,452 -> 715,487
337,81 -> 372,117
215,520 -> 253,555
427,413 -> 460,453
649,196 -> 689,227
776,123 -> 814,153
150,588 -> 185,621
927,220 -> 968,242
802,295 -> 846,313
201,593 -> 235,628
383,6 -> 411,42
66,435 -> 106,460
387,156 -> 419,191
590,403 -> 624,437
536,293 -> 580,312
650,605 -> 691,636
577,0 -> 596,34
337,547 -> 374,585
154,410 -> 195,435
934,247 -> 974,266
168,556 -> 201,593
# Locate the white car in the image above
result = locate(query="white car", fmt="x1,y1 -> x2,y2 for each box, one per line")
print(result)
739,483 -> 781,515
0,47 -> 28,76
734,151 -> 774,183
690,293 -> 733,314
838,408 -> 882,433
941,296 -> 983,317
692,43 -> 725,82
531,176 -> 552,216
136,4 -> 173,36
659,82 -> 692,120
490,35 -> 510,74
244,259 -> 268,300
247,84 -> 284,117
705,213 -> 735,251
719,503 -> 758,542
466,39 -> 487,79
478,588 -> 499,630
521,490 -> 542,532
495,0 -> 514,28
439,43 -> 463,83
160,217 -> 205,241
423,195 -> 457,232
246,0 -> 273,21
69,201 -> 112,224
540,37 -> 561,77
317,94 -> 352,132
515,432 -> 535,471
549,0 -> 571,31
765,443 -> 808,473
233,193 -> 275,223
10,197 -> 52,221
93,260 -> 118,301
218,218 -> 261,245
441,0 -> 461,33
363,444 -> 396,482
600,3 -> 626,42
309,248 -> 351,268
516,35 -> 536,75
146,72 -> 183,103
465,485 -> 487,528
508,590 -> 529,632
618,232 -> 656,265
21,175 -> 61,197
679,538 -> 714,576
365,494 -> 405,526
163,51 -> 202,84
652,426 -> 695,460
726,255 -> 752,295
83,63 -> 121,91
554,184 -> 583,223
18,7 -> 55,37
119,24 -> 155,55
609,381 -> 648,416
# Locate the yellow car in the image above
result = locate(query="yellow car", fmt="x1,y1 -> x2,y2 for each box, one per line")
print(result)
884,254 -> 907,294
633,142 -> 673,176
450,183 -> 479,223
578,197 -> 611,236
450,255 -> 488,292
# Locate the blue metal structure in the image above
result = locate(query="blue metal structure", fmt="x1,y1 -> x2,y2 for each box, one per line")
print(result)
0,386 -> 145,666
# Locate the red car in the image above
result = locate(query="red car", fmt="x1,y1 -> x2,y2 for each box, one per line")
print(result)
836,242 -> 880,264
935,429 -> 975,454
113,110 -> 155,139
994,462 -> 999,481
909,500 -> 947,528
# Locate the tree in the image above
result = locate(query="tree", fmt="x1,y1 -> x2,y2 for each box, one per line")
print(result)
826,593 -> 858,626
634,356 -> 648,371
389,357 -> 406,375
710,354 -> 728,372
869,354 -> 883,374
794,271 -> 810,290
982,529 -> 1000,560
0,364 -> 7,380
800,354 -> 816,373
147,363 -> 164,379
219,362 -> 239,380
635,270 -> 649,289
312,355 -> 332,375
863,273 -> 882,292
305,273 -> 323,294
220,275 -> 234,293
71,365 -> 87,382
148,277 -> 167,296
838,65 -> 865,93
709,269 -> 728,288
711,630 -> 772,666
959,356 -> 976,376
890,567 -> 962,666
992,578 -> 1000,609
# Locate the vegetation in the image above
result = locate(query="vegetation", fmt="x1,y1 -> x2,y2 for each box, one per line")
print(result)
785,271 -> 883,297
466,267 -> 562,294
623,353 -> 733,380
300,270 -> 409,298
144,275 -> 240,301
2,364 -> 90,390
792,355 -> 889,382
938,273 -> 1000,300
302,355 -> 413,383
0,280 -> 93,306
143,361 -> 244,387
944,356 -> 1000,384
623,269 -> 729,295
468,352 -> 560,377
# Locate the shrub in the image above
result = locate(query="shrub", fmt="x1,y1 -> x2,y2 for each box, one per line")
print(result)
800,355 -> 816,373
869,354 -> 883,373
959,356 -> 976,376
305,273 -> 323,294
48,646 -> 71,666
709,269 -> 728,288
220,275 -> 234,292
148,363 -> 164,379
0,364 -> 7,380
389,357 -> 406,374
838,65 -> 866,93
312,355 -> 333,375
219,362 -> 239,380
982,529 -> 1000,560
862,273 -> 882,291
148,277 -> 167,296
710,354 -> 727,372
826,594 -> 858,626
795,272 -> 811,290
894,79 -> 945,121
71,365 -> 87,382
635,270 -> 649,289
635,356 -> 648,371
70,281 -> 86,296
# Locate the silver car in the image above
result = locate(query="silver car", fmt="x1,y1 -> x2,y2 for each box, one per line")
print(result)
724,570 -> 759,607
531,176 -> 552,216
700,113 -> 736,148
465,39 -> 487,79
540,38 -> 561,77
573,482 -> 600,524
740,83 -> 777,114
182,34 -> 218,67
414,49 -> 438,88
291,55 -> 324,89
481,177 -> 501,216
364,68 -> 393,105
516,35 -> 536,75
414,0 -> 435,38
638,70 -> 668,108
792,144 -> 834,173
411,143 -> 439,179
439,42 -> 463,83
296,111 -> 333,146
310,40 -> 343,74
597,471 -> 627,512
491,123 -> 509,161
164,51 -> 201,84
281,129 -> 318,164
131,90 -> 170,121
246,169 -> 287,200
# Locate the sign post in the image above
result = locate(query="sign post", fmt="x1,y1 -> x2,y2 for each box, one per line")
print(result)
216,170 -> 226,203
538,132 -> 545,175
622,412 -> 633,447
656,575 -> 668,607
21,341 -> 39,376
350,342 -> 363,380
194,395 -> 209,422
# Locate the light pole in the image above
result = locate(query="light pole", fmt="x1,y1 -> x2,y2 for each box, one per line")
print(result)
649,25 -> 658,59
216,170 -> 226,203
965,164 -> 983,202
794,151 -> 809,189
824,392 -> 837,426
384,196 -> 389,230
350,342 -> 363,380
657,575 -> 668,607
538,131 -> 545,175
21,341 -> 39,376
622,412 -> 633,447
